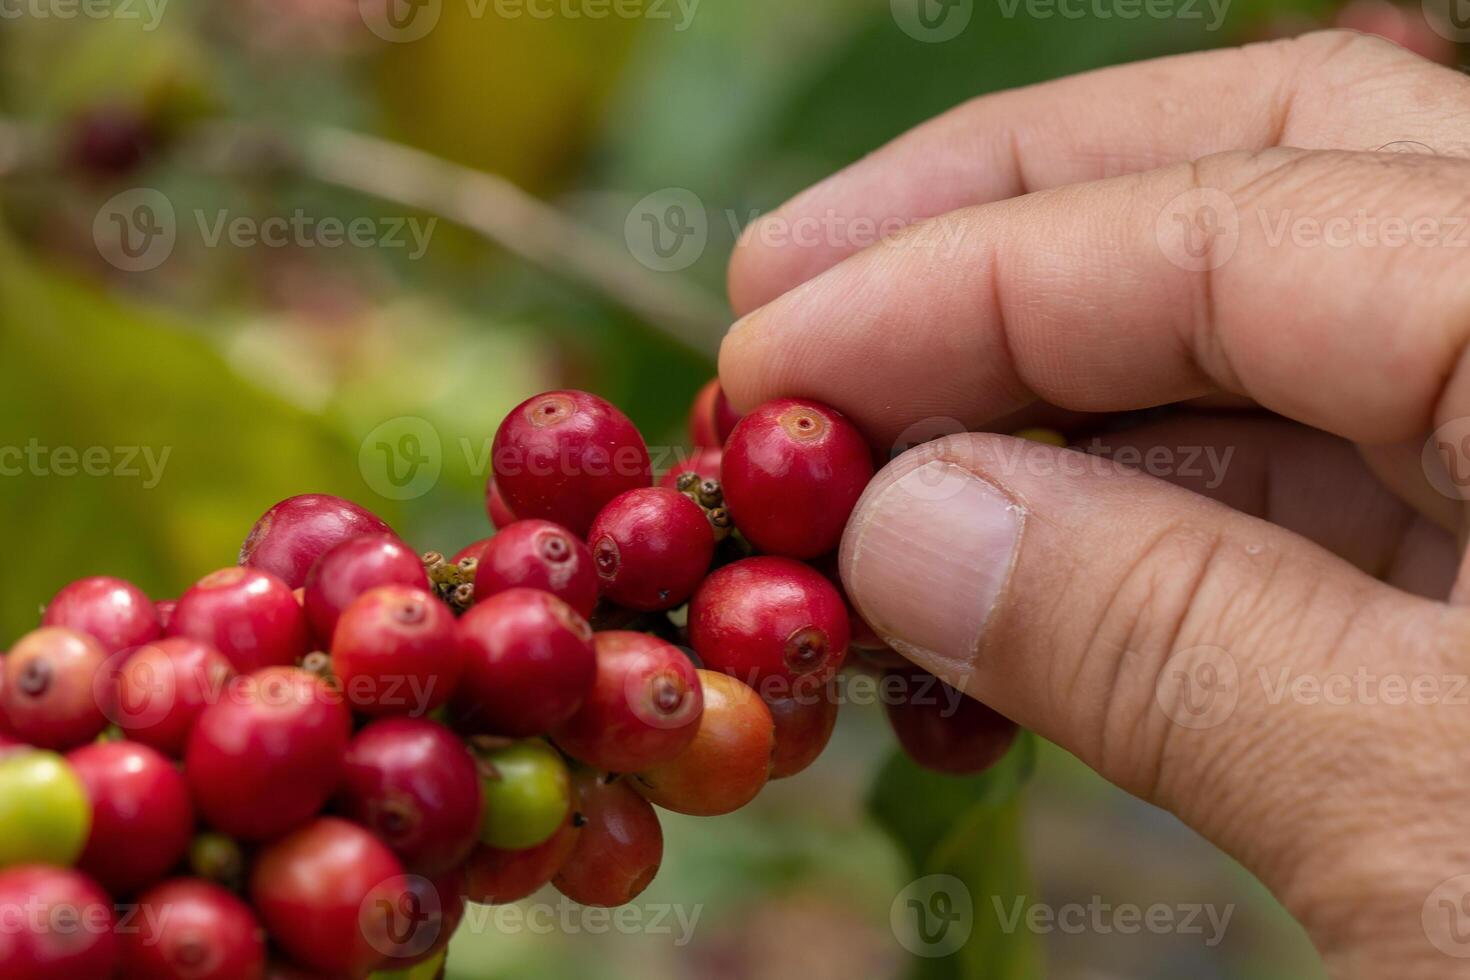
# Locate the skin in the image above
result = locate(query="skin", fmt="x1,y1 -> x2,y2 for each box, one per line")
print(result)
719,30 -> 1470,979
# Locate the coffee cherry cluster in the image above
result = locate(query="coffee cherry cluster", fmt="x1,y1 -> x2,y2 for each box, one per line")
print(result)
0,382 -> 1020,978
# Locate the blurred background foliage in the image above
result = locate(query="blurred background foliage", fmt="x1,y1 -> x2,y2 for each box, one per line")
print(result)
0,0 -> 1439,975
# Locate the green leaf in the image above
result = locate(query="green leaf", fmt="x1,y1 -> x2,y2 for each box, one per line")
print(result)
372,950 -> 447,980
868,733 -> 1042,980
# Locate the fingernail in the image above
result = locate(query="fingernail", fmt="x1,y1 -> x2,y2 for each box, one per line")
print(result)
840,460 -> 1022,673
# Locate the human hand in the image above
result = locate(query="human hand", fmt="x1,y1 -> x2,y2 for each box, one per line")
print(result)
720,30 -> 1470,979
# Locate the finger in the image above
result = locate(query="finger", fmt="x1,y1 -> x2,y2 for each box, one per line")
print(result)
840,433 -> 1470,972
1080,414 -> 1459,596
720,148 -> 1470,450
730,30 -> 1470,313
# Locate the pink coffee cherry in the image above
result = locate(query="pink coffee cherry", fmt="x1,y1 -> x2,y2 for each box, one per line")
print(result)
331,585 -> 462,717
588,487 -> 714,611
0,866 -> 117,979
117,879 -> 266,980
473,519 -> 598,619
168,567 -> 309,673
1,627 -> 110,750
68,740 -> 194,896
42,576 -> 161,655
688,378 -> 742,449
303,534 -> 430,645
240,493 -> 393,589
113,637 -> 235,758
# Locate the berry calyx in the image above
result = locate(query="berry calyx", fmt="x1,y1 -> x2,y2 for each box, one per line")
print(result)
337,718 -> 482,875
302,534 -> 430,645
464,814 -> 581,905
688,557 -> 850,690
553,631 -> 703,773
884,669 -> 1019,775
766,681 -> 841,779
491,390 -> 652,537
239,494 -> 394,589
720,397 -> 873,558
117,879 -> 266,980
0,750 -> 92,867
330,585 -> 461,717
113,637 -> 236,758
67,741 -> 194,896
688,379 -> 742,449
41,576 -> 161,655
1,627 -> 110,750
0,866 -> 117,979
452,588 -> 596,737
249,817 -> 406,976
553,772 -> 663,907
472,519 -> 599,619
185,667 -> 351,840
633,671 -> 774,816
168,567 -> 309,674
475,738 -> 573,850
485,477 -> 517,529
588,487 -> 715,611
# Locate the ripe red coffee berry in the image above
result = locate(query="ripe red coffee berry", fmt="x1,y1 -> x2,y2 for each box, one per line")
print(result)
375,867 -> 466,970
303,534 -> 430,644
117,879 -> 266,980
240,494 -> 394,589
633,671 -> 774,816
249,817 -> 406,976
68,741 -> 194,896
588,487 -> 715,611
337,718 -> 482,875
485,477 -> 516,529
464,814 -> 581,905
721,398 -> 873,558
185,667 -> 351,840
0,866 -> 117,980
1,627 -> 109,750
169,567 -> 309,674
553,773 -> 663,907
491,389 -> 652,537
688,378 -> 742,449
658,447 -> 722,488
452,588 -> 596,737
113,637 -> 235,758
42,576 -> 161,655
331,585 -> 461,717
884,670 -> 1019,775
554,631 -> 703,773
473,519 -> 598,619
766,681 -> 841,779
689,556 -> 850,689
452,537 -> 493,564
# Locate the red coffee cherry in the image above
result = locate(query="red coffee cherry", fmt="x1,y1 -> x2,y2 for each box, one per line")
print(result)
337,718 -> 482,876
688,556 -> 850,690
42,576 -> 161,655
374,866 -> 466,970
240,494 -> 394,589
303,535 -> 430,645
185,667 -> 351,840
554,631 -> 703,773
0,866 -> 117,980
485,477 -> 517,530
588,488 -> 715,611
472,519 -> 598,619
553,772 -> 663,907
491,390 -> 652,537
169,567 -> 310,674
464,814 -> 581,906
249,817 -> 406,976
688,378 -> 742,449
633,671 -> 774,816
658,447 -> 722,489
884,669 -> 1019,775
68,741 -> 194,896
113,637 -> 235,758
452,588 -> 596,738
452,537 -> 492,564
117,879 -> 266,980
765,681 -> 840,780
720,398 -> 873,558
1,627 -> 110,750
331,585 -> 461,717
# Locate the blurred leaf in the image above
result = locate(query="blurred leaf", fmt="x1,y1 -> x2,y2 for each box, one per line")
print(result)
868,733 -> 1042,980
373,950 -> 447,979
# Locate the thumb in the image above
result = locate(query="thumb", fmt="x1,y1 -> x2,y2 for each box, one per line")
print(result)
839,433 -> 1470,976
